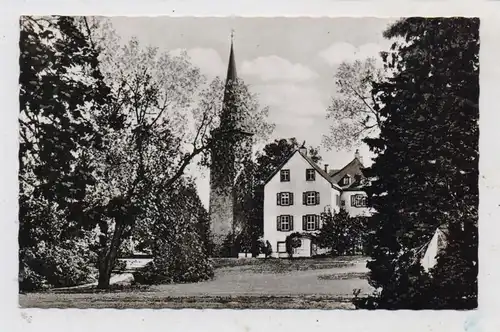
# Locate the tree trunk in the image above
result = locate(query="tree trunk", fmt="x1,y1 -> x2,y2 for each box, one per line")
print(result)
97,221 -> 125,289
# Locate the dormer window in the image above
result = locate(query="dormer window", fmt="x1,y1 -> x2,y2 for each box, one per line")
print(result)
280,169 -> 290,182
342,175 -> 351,186
306,168 -> 316,181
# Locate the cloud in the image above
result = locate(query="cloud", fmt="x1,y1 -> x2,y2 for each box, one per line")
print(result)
319,42 -> 384,67
252,83 -> 328,145
171,47 -> 225,78
241,55 -> 319,82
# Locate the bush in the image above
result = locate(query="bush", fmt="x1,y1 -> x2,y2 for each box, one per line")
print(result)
134,235 -> 214,285
19,239 -> 97,292
285,233 -> 303,258
254,239 -> 272,257
317,209 -> 367,256
113,259 -> 127,272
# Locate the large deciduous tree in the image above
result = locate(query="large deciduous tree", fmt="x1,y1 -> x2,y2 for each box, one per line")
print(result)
19,16 -> 113,291
19,16 -> 274,290
323,58 -> 385,151
83,18 -> 273,288
358,18 -> 479,309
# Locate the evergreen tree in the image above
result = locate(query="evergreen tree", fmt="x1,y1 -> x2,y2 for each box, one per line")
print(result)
359,18 -> 479,309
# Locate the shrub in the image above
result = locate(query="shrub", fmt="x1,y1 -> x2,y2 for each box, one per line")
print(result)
134,234 -> 214,285
285,233 -> 302,258
113,259 -> 127,272
19,239 -> 98,292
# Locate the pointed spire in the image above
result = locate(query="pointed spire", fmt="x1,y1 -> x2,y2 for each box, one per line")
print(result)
225,31 -> 237,85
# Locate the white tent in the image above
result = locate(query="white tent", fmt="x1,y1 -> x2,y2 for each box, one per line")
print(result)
420,227 -> 448,272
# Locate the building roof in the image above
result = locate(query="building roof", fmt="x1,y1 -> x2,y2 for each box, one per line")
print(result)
224,39 -> 237,86
263,148 -> 341,190
299,150 -> 341,190
330,156 -> 366,188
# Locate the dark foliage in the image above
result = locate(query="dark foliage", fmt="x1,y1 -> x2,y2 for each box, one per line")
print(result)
285,232 -> 303,258
316,209 -> 367,256
358,18 -> 479,309
19,16 -> 112,291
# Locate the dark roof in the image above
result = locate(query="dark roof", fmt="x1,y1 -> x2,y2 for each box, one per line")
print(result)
225,40 -> 237,85
330,157 -> 365,187
263,149 -> 341,190
327,169 -> 340,177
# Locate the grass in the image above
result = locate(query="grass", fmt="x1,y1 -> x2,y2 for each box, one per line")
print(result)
20,256 -> 370,309
19,293 -> 356,309
317,272 -> 368,281
211,255 -> 364,273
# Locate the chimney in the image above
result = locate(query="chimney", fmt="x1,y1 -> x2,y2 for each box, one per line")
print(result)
324,164 -> 329,173
299,142 -> 307,156
355,149 -> 363,163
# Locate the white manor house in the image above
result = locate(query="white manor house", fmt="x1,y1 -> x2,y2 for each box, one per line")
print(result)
263,146 -> 372,258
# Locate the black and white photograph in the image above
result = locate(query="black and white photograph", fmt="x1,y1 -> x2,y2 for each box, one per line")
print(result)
17,15 -> 478,310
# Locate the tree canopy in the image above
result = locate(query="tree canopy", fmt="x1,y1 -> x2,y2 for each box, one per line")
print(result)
358,17 -> 479,309
323,58 -> 385,151
18,16 -> 274,290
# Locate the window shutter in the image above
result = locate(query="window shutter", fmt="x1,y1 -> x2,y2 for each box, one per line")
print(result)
302,215 -> 306,230
289,192 -> 294,205
276,216 -> 281,231
290,216 -> 294,231
277,193 -> 281,206
351,195 -> 355,207
302,192 -> 306,205
315,192 -> 320,205
315,215 -> 320,230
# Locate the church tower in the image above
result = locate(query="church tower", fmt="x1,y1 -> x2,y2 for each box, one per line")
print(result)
209,36 -> 254,256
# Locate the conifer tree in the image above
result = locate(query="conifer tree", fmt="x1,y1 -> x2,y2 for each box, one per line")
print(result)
359,18 -> 479,309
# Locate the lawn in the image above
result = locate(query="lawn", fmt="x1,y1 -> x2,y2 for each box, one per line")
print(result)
19,256 -> 373,309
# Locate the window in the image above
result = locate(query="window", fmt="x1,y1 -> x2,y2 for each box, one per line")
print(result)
306,168 -> 316,181
280,169 -> 290,182
277,241 -> 286,253
302,214 -> 319,231
303,191 -> 319,206
277,192 -> 294,206
276,215 -> 293,232
342,175 -> 351,186
351,194 -> 367,207
341,199 -> 346,206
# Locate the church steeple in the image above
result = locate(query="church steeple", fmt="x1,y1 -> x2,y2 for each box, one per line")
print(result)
221,32 -> 240,129
225,32 -> 237,86
208,32 -> 254,257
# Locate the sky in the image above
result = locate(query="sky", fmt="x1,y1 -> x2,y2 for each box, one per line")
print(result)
109,17 -> 397,208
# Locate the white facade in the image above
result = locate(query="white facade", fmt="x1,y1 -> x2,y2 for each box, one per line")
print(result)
340,190 -> 372,217
263,149 -> 370,258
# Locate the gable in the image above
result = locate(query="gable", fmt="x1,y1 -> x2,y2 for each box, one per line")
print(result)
263,149 -> 340,189
331,157 -> 365,187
